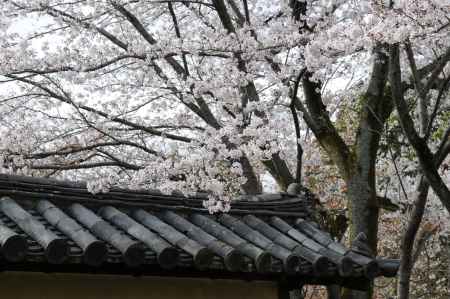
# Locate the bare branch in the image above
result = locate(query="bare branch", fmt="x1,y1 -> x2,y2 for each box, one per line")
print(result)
111,1 -> 187,76
389,43 -> 450,213
226,0 -> 245,26
167,2 -> 190,76
300,71 -> 353,179
6,74 -> 192,143
30,161 -> 142,170
404,42 -> 428,135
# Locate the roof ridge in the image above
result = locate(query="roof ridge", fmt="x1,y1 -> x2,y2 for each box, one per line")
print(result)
0,174 -> 312,218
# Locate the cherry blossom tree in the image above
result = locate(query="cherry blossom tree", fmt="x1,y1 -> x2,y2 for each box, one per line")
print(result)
1,1 -> 449,298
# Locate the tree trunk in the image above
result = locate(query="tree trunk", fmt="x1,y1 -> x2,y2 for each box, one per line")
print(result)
341,172 -> 379,299
447,237 -> 450,297
239,155 -> 262,194
397,178 -> 428,299
397,124 -> 450,298
346,175 -> 379,253
341,46 -> 390,299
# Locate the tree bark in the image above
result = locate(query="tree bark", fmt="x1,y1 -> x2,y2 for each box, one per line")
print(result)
341,173 -> 379,299
296,62 -> 390,298
389,44 -> 450,213
446,237 -> 450,296
397,127 -> 450,299
397,179 -> 428,299
342,45 -> 392,299
240,155 -> 262,194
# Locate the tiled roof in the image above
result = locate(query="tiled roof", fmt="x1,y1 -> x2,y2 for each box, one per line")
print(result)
0,174 -> 398,288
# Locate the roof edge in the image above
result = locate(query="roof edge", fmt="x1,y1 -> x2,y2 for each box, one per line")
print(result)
0,174 -> 312,218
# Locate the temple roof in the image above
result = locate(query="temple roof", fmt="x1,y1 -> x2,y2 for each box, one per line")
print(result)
0,174 -> 398,290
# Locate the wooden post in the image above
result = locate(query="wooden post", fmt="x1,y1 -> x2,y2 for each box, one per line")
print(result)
327,285 -> 341,299
278,285 -> 291,299
278,281 -> 304,299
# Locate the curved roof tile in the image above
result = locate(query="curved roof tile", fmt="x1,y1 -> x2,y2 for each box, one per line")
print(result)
0,174 -> 398,290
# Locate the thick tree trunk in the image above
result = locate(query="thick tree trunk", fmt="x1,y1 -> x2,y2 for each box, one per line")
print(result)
346,175 -> 379,253
341,45 -> 390,299
341,173 -> 379,299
